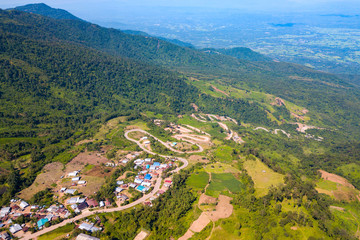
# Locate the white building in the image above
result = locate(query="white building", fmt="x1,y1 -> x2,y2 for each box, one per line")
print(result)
68,171 -> 79,177
19,201 -> 29,209
9,224 -> 22,234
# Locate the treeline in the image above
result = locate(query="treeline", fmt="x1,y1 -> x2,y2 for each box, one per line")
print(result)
97,171 -> 195,240
233,174 -> 356,239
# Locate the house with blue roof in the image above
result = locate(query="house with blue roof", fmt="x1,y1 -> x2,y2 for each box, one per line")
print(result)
37,218 -> 49,228
144,174 -> 152,180
153,162 -> 160,167
136,185 -> 147,192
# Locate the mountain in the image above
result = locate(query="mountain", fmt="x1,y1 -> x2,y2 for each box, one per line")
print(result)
202,47 -> 272,62
12,3 -> 81,21
2,6 -> 360,240
123,30 -> 195,48
3,8 -> 360,139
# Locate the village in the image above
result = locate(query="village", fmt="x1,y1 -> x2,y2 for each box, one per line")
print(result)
0,113 -> 239,239
0,150 -> 177,240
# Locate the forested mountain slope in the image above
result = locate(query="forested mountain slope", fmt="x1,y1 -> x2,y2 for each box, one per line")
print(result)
3,9 -> 360,140
202,47 -> 272,62
0,9 -> 275,203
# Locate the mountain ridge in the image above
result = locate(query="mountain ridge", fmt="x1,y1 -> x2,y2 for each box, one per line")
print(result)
11,3 -> 82,21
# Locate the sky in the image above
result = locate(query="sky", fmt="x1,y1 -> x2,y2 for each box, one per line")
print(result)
1,0 -> 359,21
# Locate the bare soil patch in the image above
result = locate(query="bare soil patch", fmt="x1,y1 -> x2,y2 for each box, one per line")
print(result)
330,206 -> 345,211
85,165 -> 114,177
206,195 -> 233,221
75,139 -> 94,146
117,171 -> 134,180
291,112 -> 305,121
199,194 -> 217,205
178,230 -> 194,240
211,85 -> 229,97
189,213 -> 211,232
128,131 -> 146,140
134,230 -> 148,240
19,162 -> 64,200
319,170 -> 355,189
295,123 -> 317,133
66,151 -> 108,172
189,155 -> 209,163
191,103 -> 199,112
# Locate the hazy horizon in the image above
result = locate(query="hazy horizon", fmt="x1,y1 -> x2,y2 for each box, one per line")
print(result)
1,0 -> 360,22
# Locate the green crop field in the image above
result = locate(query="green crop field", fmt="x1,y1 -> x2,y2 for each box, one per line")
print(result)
186,171 -> 209,190
206,173 -> 244,197
213,145 -> 236,163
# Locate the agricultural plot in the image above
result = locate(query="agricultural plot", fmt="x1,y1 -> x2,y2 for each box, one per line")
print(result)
213,145 -> 236,163
316,170 -> 360,202
206,173 -> 244,197
186,172 -> 209,190
243,159 -> 284,197
19,162 -> 64,200
204,163 -> 240,174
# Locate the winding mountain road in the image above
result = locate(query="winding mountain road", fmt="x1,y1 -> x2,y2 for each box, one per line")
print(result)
23,129 -> 190,239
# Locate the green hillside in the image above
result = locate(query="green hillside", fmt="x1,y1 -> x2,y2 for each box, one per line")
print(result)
3,9 -> 360,139
1,7 -> 360,239
202,47 -> 272,62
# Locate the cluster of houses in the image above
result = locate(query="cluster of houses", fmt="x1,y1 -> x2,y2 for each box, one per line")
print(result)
0,199 -> 71,238
112,157 -> 175,203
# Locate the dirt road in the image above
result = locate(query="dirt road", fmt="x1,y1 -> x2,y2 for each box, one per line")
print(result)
125,128 -> 203,155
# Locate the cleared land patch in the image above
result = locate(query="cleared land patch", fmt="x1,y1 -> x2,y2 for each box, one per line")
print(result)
243,159 -> 285,197
316,170 -> 360,202
187,172 -> 209,190
206,173 -> 244,197
204,162 -> 240,174
19,162 -> 64,200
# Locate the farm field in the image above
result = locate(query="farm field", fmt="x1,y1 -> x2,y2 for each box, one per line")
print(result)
206,173 -> 244,197
243,159 -> 284,197
186,171 -> 209,190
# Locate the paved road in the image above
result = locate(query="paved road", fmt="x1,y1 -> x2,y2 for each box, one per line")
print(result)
23,129 -> 189,240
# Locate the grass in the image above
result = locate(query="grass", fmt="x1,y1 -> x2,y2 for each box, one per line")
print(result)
213,145 -> 235,163
177,115 -> 226,139
338,163 -> 360,184
38,223 -> 75,240
19,162 -> 64,200
316,179 -> 337,191
190,222 -> 213,240
83,164 -> 95,172
0,137 -> 39,145
188,79 -> 310,124
243,159 -> 284,197
186,171 -> 209,190
204,163 -> 240,174
51,145 -> 84,164
94,116 -> 126,140
206,173 -> 244,197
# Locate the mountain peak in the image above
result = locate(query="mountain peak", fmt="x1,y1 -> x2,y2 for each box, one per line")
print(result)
12,3 -> 82,21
